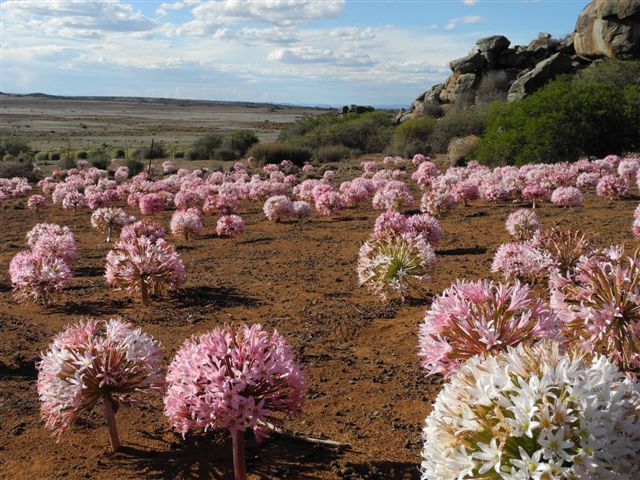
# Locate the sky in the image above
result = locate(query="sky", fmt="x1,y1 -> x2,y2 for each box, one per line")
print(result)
0,0 -> 588,107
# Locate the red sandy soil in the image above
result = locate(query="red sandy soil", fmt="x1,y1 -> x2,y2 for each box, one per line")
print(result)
0,166 -> 637,479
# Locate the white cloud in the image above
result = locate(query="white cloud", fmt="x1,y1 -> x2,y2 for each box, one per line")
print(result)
267,46 -> 375,67
160,2 -> 185,10
185,0 -> 345,35
463,0 -> 479,5
156,8 -> 168,17
445,15 -> 483,30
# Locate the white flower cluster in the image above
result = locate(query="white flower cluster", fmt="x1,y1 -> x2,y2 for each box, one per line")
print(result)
421,342 -> 640,480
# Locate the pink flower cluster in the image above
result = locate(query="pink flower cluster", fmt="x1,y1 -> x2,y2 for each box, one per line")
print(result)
505,208 -> 540,240
373,211 -> 442,246
551,186 -> 583,207
9,250 -> 72,306
26,223 -> 77,265
419,280 -> 556,377
105,235 -> 186,304
90,207 -> 135,242
263,195 -> 294,222
372,180 -> 414,211
27,194 -> 49,212
138,193 -> 166,216
170,208 -> 203,241
120,220 -> 166,242
216,214 -> 245,237
37,319 -> 163,442
491,241 -> 553,284
0,177 -> 32,202
596,174 -> 630,201
164,323 -> 305,440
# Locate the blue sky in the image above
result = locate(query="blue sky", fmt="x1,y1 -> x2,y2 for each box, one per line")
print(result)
0,1 -> 587,106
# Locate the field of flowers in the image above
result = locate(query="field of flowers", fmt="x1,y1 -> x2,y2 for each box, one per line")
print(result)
1,153 -> 639,479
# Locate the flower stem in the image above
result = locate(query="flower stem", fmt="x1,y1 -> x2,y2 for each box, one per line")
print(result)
231,429 -> 247,480
140,279 -> 149,306
102,395 -> 121,453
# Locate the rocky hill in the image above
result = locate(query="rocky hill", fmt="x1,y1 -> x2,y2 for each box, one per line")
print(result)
396,0 -> 640,123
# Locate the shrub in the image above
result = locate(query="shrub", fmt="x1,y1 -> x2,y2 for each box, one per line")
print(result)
0,137 -> 31,157
248,142 -> 311,166
389,116 -> 436,158
124,158 -> 145,176
475,70 -> 510,104
190,134 -> 222,160
0,160 -> 36,181
76,151 -> 88,159
476,72 -> 640,166
57,155 -> 75,170
447,135 -> 479,166
230,129 -> 259,156
49,152 -> 61,161
34,151 -> 49,162
430,106 -> 487,154
135,143 -> 166,160
113,148 -> 126,159
314,144 -> 350,163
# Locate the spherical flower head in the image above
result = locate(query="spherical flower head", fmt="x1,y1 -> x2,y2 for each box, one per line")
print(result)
27,194 -> 48,212
164,323 -> 305,440
9,250 -> 72,306
114,166 -> 129,183
170,209 -> 204,241
551,186 -> 583,207
203,191 -> 240,215
263,195 -> 294,222
576,171 -> 601,189
120,220 -> 166,243
37,318 -> 164,441
618,157 -> 639,178
91,208 -> 135,241
163,160 -> 178,174
421,342 -> 640,480
26,223 -> 77,265
419,190 -> 456,218
412,154 -> 429,167
534,228 -> 593,276
174,189 -> 203,211
505,209 -> 540,241
138,193 -> 165,216
374,211 -> 410,235
357,231 -> 436,301
62,191 -> 87,211
596,174 -> 630,200
407,214 -> 442,246
105,236 -> 186,304
550,247 -> 640,374
314,190 -> 345,217
372,180 -> 414,211
302,163 -> 314,174
292,200 -> 311,219
419,280 -> 557,377
216,214 -> 245,237
491,241 -> 553,284
451,180 -> 479,204
411,161 -> 439,189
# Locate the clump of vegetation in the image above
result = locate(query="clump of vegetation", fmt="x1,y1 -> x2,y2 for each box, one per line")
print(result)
475,60 -> 640,166
248,142 -> 311,166
314,144 -> 351,163
0,137 -> 31,158
186,130 -> 259,161
388,116 -> 436,158
125,158 -> 145,176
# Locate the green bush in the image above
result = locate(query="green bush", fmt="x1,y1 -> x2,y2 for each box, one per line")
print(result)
58,156 -> 76,169
3,154 -> 14,162
248,142 -> 311,166
76,150 -> 88,159
314,145 -> 350,163
475,73 -> 640,166
388,116 -> 437,157
135,143 -> 166,160
125,158 -> 145,176
34,151 -> 49,162
230,130 -> 259,156
430,107 -> 488,154
50,152 -> 61,161
89,146 -> 110,168
0,160 -> 36,180
113,148 -> 126,159
216,148 -> 238,161
190,134 -> 223,160
174,151 -> 185,159
91,158 -> 109,169
0,137 -> 31,157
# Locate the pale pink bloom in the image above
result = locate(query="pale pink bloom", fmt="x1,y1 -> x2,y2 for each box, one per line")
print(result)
357,231 -> 436,301
314,190 -> 345,216
263,195 -> 294,222
522,183 -> 551,207
61,191 -> 87,212
419,280 -> 556,377
505,209 -> 540,241
633,217 -> 640,239
340,177 -> 375,206
105,236 -> 186,304
596,175 -> 630,200
576,172 -> 601,190
37,319 -> 163,443
374,211 -> 410,234
451,180 -> 479,204
9,250 -> 72,306
163,160 -> 178,174
164,323 -> 305,440
372,180 -> 414,211
407,214 -> 442,246
170,209 -> 203,241
27,194 -> 48,212
618,157 -> 639,178
138,193 -> 165,216
302,163 -> 314,174
361,161 -> 382,175
292,200 -> 312,219
419,190 -> 455,218
114,166 -> 129,183
551,186 -> 583,207
174,189 -> 203,211
120,220 -> 166,242
91,207 -> 135,242
491,242 -> 553,284
26,223 -> 77,265
412,154 -> 429,166
411,161 -> 439,189
323,170 -> 336,182
293,179 -> 323,202
203,191 -> 240,215
550,247 -> 640,373
216,215 -> 245,237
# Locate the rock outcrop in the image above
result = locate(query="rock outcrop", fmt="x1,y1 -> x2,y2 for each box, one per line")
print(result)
575,0 -> 640,60
396,0 -> 640,123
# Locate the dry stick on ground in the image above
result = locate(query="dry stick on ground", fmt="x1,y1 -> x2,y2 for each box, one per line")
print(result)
258,420 -> 351,449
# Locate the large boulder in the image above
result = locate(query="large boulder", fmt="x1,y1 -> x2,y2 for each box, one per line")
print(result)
574,0 -> 640,60
449,51 -> 484,74
440,72 -> 478,103
507,52 -> 573,101
476,35 -> 511,53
